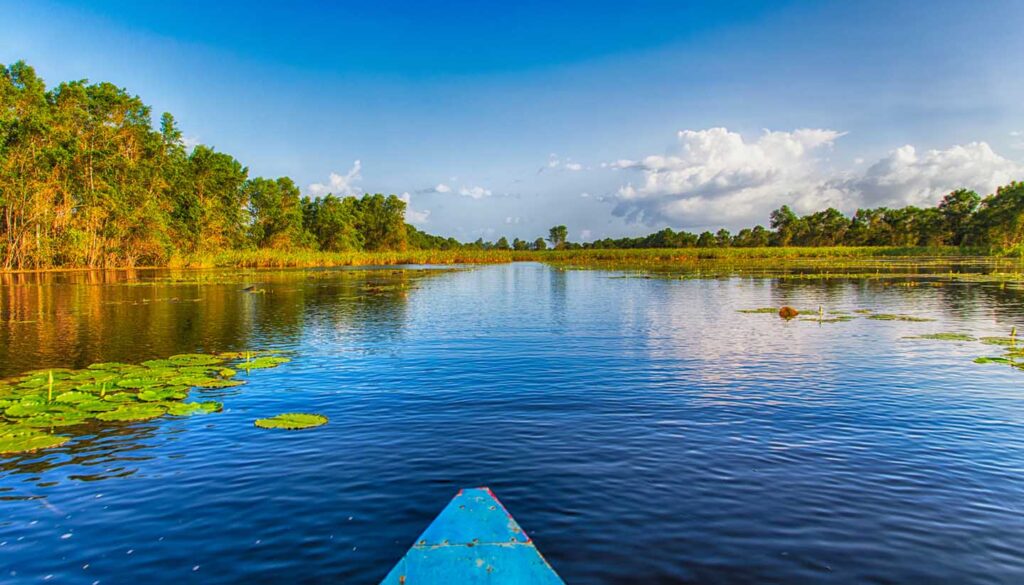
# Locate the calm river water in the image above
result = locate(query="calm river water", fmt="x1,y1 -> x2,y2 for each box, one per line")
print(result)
1,263 -> 1023,584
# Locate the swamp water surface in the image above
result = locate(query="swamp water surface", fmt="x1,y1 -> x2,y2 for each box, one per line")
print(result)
1,262 -> 1023,584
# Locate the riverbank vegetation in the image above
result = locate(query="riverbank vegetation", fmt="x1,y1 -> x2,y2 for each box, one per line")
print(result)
3,60 -> 1023,271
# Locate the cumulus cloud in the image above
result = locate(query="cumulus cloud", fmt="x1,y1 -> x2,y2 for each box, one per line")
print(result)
458,185 -> 492,199
416,181 -> 491,198
309,160 -> 362,197
398,192 -> 431,224
610,127 -> 1024,228
834,142 -> 1023,208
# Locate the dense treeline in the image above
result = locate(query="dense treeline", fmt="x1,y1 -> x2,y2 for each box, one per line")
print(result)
0,61 -> 427,270
3,61 -> 1023,270
573,185 -> 1024,251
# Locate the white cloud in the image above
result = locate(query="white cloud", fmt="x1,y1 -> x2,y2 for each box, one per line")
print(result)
398,192 -> 431,224
610,127 -> 1024,228
458,185 -> 492,199
504,216 -> 521,224
540,153 -> 585,173
580,229 -> 592,240
416,181 -> 491,198
834,142 -> 1023,208
309,160 -> 362,197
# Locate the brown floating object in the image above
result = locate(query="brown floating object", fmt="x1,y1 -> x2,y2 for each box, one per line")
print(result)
778,306 -> 799,319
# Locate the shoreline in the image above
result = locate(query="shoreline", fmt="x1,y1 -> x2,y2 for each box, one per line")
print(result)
0,245 -> 1008,275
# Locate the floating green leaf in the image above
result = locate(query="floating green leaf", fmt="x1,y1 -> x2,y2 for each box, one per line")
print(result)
974,356 -> 1013,364
0,429 -> 70,454
138,387 -> 188,402
96,404 -> 167,422
4,401 -> 51,418
21,412 -> 90,428
904,333 -> 977,342
866,314 -> 935,322
737,307 -> 777,314
254,413 -> 327,430
166,401 -> 222,416
980,337 -> 1017,346
117,377 -> 163,389
55,391 -> 95,403
168,354 -> 224,366
240,357 -> 291,370
141,359 -> 175,368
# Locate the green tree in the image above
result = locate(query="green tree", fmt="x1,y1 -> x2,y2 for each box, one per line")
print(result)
302,195 -> 363,252
246,177 -> 310,249
356,193 -> 408,251
533,237 -> 548,250
938,189 -> 980,246
547,225 -> 568,249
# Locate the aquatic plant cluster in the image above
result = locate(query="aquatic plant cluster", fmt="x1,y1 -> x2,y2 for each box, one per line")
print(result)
740,306 -> 1024,370
0,351 -> 293,455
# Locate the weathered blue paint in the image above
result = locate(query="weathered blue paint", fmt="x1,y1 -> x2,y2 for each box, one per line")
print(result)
381,487 -> 565,584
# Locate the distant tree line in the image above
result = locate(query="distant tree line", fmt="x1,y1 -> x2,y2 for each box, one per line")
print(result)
571,186 -> 1024,250
3,61 -> 1023,270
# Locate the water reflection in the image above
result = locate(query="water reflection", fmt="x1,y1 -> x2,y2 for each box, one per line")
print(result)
1,263 -> 1023,584
0,267 -> 448,377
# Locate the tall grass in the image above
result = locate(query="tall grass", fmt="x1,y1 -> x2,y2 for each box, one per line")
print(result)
170,245 -> 984,270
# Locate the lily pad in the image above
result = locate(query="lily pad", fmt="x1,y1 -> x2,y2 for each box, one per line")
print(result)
867,314 -> 935,322
87,362 -> 132,371
175,377 -> 244,389
4,401 -> 52,418
138,387 -> 188,402
254,413 -> 327,430
76,400 -> 119,413
904,333 -> 977,342
21,412 -> 91,428
103,392 -> 138,403
117,377 -> 163,389
974,356 -> 1013,364
168,354 -> 224,366
55,391 -> 95,403
140,359 -> 176,368
737,307 -> 777,314
240,357 -> 291,370
97,404 -> 167,422
980,337 -> 1018,346
166,401 -> 222,416
0,429 -> 70,454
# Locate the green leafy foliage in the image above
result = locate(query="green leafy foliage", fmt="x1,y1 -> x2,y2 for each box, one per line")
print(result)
0,428 -> 70,454
904,333 -> 977,342
254,413 -> 328,430
866,314 -> 935,322
0,349 -> 288,456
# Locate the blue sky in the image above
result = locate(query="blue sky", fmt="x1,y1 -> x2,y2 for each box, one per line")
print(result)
3,0 -> 1023,241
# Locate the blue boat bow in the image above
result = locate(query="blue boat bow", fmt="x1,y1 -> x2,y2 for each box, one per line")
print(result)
381,487 -> 565,584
